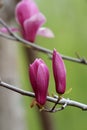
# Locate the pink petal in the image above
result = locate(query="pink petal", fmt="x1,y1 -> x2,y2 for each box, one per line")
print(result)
29,58 -> 45,93
24,13 -> 46,42
0,27 -> 19,33
15,0 -> 39,26
37,27 -> 54,38
30,1 -> 39,15
29,64 -> 37,92
36,63 -> 49,105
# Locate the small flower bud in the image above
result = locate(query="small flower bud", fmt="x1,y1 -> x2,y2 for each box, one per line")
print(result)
52,49 -> 66,95
29,58 -> 49,106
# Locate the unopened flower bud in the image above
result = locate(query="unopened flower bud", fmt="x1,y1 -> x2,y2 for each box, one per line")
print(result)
52,49 -> 66,95
29,58 -> 49,106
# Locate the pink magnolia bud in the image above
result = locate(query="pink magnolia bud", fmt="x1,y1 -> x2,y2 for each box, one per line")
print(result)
29,59 -> 49,105
52,49 -> 66,95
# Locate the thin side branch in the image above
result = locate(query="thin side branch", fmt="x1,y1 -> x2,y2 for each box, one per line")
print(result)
0,80 -> 87,112
0,32 -> 16,40
0,19 -> 87,65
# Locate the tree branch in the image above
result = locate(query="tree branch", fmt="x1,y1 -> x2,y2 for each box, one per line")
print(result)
0,32 -> 16,40
0,18 -> 87,65
0,80 -> 87,112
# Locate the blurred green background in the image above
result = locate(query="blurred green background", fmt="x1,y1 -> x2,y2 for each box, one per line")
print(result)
18,0 -> 87,130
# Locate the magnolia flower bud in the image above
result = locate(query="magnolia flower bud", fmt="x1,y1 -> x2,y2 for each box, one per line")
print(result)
52,49 -> 66,95
29,58 -> 49,105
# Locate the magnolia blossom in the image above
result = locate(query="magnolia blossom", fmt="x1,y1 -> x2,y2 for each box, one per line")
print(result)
15,0 -> 54,42
29,58 -> 49,105
52,49 -> 66,95
15,0 -> 39,27
0,0 -> 54,42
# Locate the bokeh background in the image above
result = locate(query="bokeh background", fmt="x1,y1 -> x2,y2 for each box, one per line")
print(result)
1,0 -> 87,130
21,0 -> 87,130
